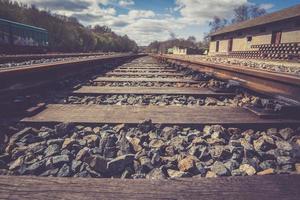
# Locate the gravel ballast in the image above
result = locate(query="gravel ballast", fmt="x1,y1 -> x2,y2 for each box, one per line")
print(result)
0,122 -> 299,179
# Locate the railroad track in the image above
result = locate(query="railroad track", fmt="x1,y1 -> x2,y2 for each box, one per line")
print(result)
154,54 -> 300,102
0,52 -> 115,64
0,55 -> 300,199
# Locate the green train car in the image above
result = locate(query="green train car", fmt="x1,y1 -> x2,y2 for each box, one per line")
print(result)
0,18 -> 48,54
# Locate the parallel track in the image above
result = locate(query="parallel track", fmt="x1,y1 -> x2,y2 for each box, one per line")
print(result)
0,52 -> 116,64
153,54 -> 300,102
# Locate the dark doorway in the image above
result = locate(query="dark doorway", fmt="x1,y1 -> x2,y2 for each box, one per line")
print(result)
271,31 -> 282,44
216,41 -> 219,52
228,38 -> 233,52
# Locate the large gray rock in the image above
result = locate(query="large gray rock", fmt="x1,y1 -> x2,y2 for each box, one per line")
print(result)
85,155 -> 107,173
57,163 -> 71,177
210,146 -> 232,161
71,160 -> 82,172
259,160 -> 276,170
167,169 -> 191,178
277,156 -> 293,166
253,136 -> 275,152
6,128 -> 33,153
48,155 -> 70,168
137,119 -> 153,132
279,128 -> 294,140
19,159 -> 46,175
99,135 -> 117,155
9,156 -> 24,170
107,154 -> 135,174
146,168 -> 166,179
161,127 -> 177,140
19,134 -> 42,144
40,168 -> 59,176
55,123 -> 74,137
239,164 -> 256,176
45,144 -> 60,157
211,161 -> 230,176
75,147 -> 90,161
139,156 -> 153,173
276,141 -> 293,156
47,138 -> 64,146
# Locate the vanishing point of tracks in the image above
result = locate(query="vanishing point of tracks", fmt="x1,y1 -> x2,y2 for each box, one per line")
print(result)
0,54 -> 300,199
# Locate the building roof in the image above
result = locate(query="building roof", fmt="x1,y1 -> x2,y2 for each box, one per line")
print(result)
210,4 -> 300,36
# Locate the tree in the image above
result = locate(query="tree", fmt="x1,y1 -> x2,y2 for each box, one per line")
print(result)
0,0 -> 138,53
187,36 -> 196,43
250,5 -> 267,18
232,4 -> 267,24
208,16 -> 228,33
93,25 -> 112,34
232,5 -> 249,23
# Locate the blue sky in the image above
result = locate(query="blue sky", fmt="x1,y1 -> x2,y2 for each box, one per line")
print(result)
18,0 -> 300,45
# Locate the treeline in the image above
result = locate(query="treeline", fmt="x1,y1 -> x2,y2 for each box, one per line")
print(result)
0,0 -> 138,52
147,36 -> 207,54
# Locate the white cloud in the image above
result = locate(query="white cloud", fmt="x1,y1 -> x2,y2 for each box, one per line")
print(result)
128,10 -> 155,19
15,0 -> 273,46
259,3 -> 274,10
175,0 -> 248,24
119,0 -> 135,7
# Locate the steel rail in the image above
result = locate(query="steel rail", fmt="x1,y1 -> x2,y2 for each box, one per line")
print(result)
0,53 -> 144,96
0,52 -> 119,64
152,54 -> 300,103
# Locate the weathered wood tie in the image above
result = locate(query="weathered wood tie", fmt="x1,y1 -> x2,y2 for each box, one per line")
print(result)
0,175 -> 299,200
114,69 -> 177,73
106,72 -> 184,76
21,104 -> 300,125
94,77 -> 199,83
118,66 -> 171,69
73,86 -> 235,96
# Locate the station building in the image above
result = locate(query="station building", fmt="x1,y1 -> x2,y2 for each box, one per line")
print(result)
209,4 -> 300,60
168,46 -> 204,55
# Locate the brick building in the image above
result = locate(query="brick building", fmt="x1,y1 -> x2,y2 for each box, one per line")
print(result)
209,4 -> 300,60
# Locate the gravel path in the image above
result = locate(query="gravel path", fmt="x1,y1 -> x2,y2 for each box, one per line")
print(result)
0,122 -> 299,179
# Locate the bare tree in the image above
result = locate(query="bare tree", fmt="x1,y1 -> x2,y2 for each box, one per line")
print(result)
232,4 -> 267,24
250,5 -> 267,18
187,36 -> 197,43
209,16 -> 228,33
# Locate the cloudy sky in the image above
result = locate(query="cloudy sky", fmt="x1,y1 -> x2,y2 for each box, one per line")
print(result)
16,0 -> 300,45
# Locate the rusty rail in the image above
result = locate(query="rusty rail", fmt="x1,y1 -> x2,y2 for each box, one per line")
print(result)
0,53 -> 144,96
0,52 -> 118,64
152,54 -> 300,103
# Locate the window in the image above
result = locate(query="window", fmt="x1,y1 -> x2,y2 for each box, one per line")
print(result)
228,38 -> 233,52
216,41 -> 219,52
247,36 -> 252,42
